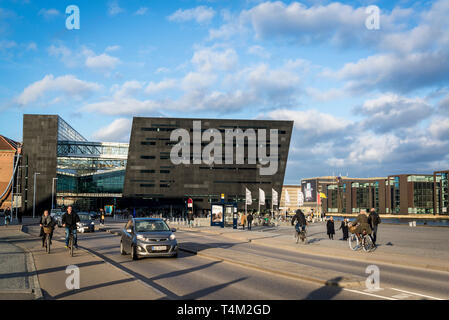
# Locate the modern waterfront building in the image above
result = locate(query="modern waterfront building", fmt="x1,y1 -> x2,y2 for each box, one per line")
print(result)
18,115 -> 293,216
123,117 -> 294,215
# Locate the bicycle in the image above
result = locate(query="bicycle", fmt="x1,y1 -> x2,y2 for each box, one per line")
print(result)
295,225 -> 307,244
348,228 -> 374,252
43,226 -> 52,254
67,228 -> 75,257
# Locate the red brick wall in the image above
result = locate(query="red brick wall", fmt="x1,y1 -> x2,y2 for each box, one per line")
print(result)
0,151 -> 15,210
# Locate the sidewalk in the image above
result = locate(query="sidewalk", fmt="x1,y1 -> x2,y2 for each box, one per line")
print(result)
171,224 -> 449,273
2,225 -> 165,300
0,226 -> 41,299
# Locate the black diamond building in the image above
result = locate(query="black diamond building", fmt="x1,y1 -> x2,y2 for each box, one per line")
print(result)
122,117 -> 294,215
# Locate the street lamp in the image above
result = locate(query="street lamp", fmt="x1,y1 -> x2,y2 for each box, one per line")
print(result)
33,172 -> 40,219
52,177 -> 58,210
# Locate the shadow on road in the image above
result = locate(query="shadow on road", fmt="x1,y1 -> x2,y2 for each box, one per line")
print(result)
304,277 -> 343,300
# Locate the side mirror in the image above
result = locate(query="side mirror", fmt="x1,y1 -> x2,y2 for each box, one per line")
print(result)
171,228 -> 177,232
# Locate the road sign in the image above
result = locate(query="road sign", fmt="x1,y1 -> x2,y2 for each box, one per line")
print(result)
187,198 -> 193,208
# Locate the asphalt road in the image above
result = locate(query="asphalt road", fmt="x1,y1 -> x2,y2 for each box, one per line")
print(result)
23,225 -> 448,300
25,226 -> 373,300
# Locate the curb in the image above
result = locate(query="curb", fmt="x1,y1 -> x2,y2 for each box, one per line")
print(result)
178,246 -> 362,288
177,227 -> 449,274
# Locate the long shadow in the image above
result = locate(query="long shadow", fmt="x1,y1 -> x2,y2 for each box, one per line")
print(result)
306,238 -> 325,244
179,241 -> 249,253
51,277 -> 136,299
150,260 -> 222,281
304,277 -> 343,300
0,260 -> 104,280
79,245 -> 180,299
178,277 -> 248,300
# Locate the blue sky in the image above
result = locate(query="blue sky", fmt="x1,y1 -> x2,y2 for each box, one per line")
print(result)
1,0 -> 449,184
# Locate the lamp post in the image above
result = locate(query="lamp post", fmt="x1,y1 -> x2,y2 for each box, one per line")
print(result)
33,172 -> 40,219
52,177 -> 58,210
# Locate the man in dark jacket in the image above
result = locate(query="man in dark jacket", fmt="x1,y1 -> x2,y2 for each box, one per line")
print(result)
39,210 -> 56,247
291,209 -> 307,233
352,209 -> 372,237
62,206 -> 80,248
247,212 -> 254,230
338,218 -> 349,240
368,208 -> 381,246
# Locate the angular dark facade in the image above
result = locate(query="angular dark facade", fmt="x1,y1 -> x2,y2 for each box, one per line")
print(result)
123,117 -> 293,213
21,114 -> 59,215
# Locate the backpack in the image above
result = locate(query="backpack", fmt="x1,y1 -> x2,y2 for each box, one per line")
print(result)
374,213 -> 381,225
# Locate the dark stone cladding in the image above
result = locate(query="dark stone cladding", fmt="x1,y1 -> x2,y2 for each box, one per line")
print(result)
123,117 -> 293,211
21,114 -> 58,215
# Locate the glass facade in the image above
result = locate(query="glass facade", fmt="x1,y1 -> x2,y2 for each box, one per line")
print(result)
58,117 -> 87,142
55,120 -> 129,203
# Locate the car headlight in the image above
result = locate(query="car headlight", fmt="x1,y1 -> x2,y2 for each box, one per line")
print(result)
169,234 -> 176,241
76,222 -> 82,227
91,221 -> 95,225
136,235 -> 146,241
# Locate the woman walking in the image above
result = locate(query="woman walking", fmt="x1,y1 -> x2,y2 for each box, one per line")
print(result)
338,218 -> 349,240
326,216 -> 335,240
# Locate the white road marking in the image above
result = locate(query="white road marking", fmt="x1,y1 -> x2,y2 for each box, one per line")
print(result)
392,293 -> 412,299
390,288 -> 444,300
344,288 -> 397,300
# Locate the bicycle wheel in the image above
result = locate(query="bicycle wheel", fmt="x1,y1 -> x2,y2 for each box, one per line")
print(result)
362,235 -> 374,252
69,236 -> 73,257
348,234 -> 359,251
46,235 -> 51,254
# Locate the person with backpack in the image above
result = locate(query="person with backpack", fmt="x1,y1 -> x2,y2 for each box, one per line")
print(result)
369,208 -> 381,246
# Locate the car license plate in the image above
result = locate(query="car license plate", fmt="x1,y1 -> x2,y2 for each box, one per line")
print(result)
152,246 -> 166,251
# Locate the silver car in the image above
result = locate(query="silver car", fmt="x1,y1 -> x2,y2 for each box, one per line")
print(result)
120,218 -> 178,260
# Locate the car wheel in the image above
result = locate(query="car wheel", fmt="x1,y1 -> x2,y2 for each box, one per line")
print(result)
120,241 -> 126,255
131,245 -> 139,260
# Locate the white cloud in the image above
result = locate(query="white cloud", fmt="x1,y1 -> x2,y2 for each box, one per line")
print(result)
108,0 -> 124,16
247,45 -> 271,59
81,98 -> 161,115
16,74 -> 101,106
145,79 -> 177,94
356,94 -> 433,132
111,80 -> 144,99
135,7 -> 148,16
267,109 -> 351,137
168,6 -> 215,24
38,8 -> 60,19
331,50 -> 449,93
191,48 -> 238,72
105,45 -> 120,52
91,118 -> 132,142
85,52 -> 121,71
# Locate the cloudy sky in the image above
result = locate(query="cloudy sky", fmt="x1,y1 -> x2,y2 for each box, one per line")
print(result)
1,0 -> 448,184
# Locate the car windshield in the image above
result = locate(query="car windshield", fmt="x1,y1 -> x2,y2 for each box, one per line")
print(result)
135,220 -> 169,232
78,214 -> 90,221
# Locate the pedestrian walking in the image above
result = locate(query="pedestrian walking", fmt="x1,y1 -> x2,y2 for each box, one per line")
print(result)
368,208 -> 381,246
4,207 -> 11,225
241,212 -> 247,230
99,208 -> 105,225
188,209 -> 194,228
247,212 -> 253,230
326,216 -> 335,240
338,218 -> 349,240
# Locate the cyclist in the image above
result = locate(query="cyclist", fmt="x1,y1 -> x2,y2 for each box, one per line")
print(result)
61,206 -> 80,249
291,209 -> 307,236
351,209 -> 372,240
39,210 -> 55,247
